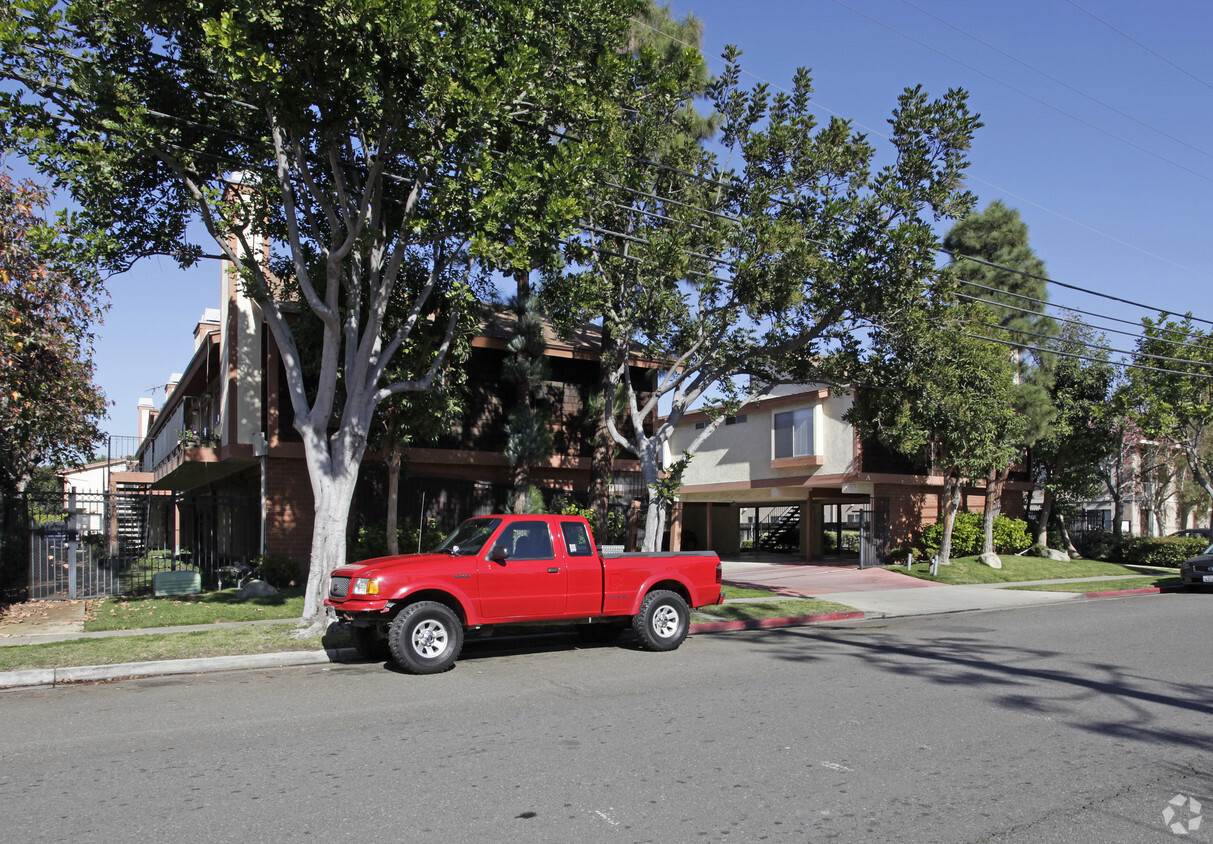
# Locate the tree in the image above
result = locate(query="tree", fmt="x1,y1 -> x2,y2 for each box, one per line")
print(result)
1,0 -> 640,630
944,200 -> 1056,555
1029,317 -> 1117,549
0,167 -> 108,493
553,48 -> 980,550
1128,316 -> 1213,511
847,303 -> 1022,565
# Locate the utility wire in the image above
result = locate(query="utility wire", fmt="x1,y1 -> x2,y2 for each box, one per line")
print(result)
899,0 -> 1213,162
980,321 -> 1213,371
831,0 -> 1213,184
965,332 -> 1213,380
1065,0 -> 1213,93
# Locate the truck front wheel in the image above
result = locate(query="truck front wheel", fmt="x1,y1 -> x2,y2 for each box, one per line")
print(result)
632,590 -> 689,651
388,601 -> 464,674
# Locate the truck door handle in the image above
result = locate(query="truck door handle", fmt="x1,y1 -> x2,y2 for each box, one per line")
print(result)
547,567 -> 560,573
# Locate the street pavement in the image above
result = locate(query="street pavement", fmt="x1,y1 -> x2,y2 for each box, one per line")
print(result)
0,558 -> 1178,689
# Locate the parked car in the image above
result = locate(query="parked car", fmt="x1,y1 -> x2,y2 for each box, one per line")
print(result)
1170,528 -> 1212,541
326,514 -> 723,673
1180,544 -> 1213,590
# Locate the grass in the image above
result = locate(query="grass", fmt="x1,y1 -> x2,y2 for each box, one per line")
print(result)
887,555 -> 1146,585
720,585 -> 779,600
1007,575 -> 1183,593
84,586 -> 305,631
692,597 -> 858,623
0,623 -> 350,673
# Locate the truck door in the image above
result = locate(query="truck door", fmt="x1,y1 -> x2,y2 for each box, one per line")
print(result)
560,520 -> 603,616
478,520 -> 567,619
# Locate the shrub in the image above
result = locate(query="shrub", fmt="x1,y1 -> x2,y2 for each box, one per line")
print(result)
992,516 -> 1031,553
254,553 -> 300,587
921,512 -> 1031,557
349,520 -> 447,561
1115,536 -> 1207,568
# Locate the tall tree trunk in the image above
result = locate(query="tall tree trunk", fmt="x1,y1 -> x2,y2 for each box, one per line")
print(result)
300,470 -> 359,632
588,324 -> 616,542
938,468 -> 963,565
981,464 -> 1010,555
1034,487 -> 1055,547
385,446 -> 402,555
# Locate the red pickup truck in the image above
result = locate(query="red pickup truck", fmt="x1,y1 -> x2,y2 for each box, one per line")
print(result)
325,514 -> 722,673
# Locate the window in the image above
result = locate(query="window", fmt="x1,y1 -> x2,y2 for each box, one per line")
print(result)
773,408 -> 814,459
496,521 -> 554,560
560,521 -> 594,556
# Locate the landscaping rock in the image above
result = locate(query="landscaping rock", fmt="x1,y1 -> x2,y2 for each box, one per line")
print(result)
1033,547 -> 1070,562
237,580 -> 278,599
978,552 -> 1002,569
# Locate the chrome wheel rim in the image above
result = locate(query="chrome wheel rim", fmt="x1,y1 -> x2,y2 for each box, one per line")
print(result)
652,604 -> 680,638
411,619 -> 449,658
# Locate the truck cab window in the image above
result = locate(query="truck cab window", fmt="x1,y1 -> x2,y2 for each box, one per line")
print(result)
560,521 -> 593,556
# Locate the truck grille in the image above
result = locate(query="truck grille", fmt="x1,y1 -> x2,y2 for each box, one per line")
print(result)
329,576 -> 351,599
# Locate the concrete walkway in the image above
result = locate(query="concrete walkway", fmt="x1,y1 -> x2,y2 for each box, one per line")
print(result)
719,560 -> 1168,618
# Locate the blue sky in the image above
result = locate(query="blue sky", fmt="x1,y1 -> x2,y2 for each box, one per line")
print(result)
90,0 -> 1213,439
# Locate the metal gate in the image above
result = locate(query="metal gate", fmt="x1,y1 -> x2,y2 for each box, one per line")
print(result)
21,489 -> 260,600
857,498 -> 891,569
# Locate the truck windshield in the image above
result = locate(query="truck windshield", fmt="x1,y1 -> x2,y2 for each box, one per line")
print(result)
432,518 -> 502,556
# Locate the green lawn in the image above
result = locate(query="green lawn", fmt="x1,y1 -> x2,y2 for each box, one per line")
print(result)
0,623 -> 350,673
888,555 -> 1146,585
1007,575 -> 1183,593
693,597 -> 858,623
84,587 -> 306,631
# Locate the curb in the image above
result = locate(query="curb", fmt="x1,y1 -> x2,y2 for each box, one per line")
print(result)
1082,584 -> 1185,599
689,610 -> 866,633
0,647 -> 361,690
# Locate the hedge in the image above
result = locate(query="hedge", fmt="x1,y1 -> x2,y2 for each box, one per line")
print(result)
1115,536 -> 1208,568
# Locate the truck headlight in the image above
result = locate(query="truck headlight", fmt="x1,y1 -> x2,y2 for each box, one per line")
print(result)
353,577 -> 380,596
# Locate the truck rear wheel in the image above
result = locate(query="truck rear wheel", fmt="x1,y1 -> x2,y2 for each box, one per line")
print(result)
632,590 -> 689,651
388,601 -> 464,674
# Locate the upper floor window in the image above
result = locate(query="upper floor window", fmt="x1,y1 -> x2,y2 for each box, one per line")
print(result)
773,408 -> 814,459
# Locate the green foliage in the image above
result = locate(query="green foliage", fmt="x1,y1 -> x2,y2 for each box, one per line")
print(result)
1128,316 -> 1213,506
992,516 -> 1031,554
1114,536 -> 1207,568
0,170 -> 108,491
921,512 -> 1030,557
349,520 -> 447,561
252,553 -> 300,588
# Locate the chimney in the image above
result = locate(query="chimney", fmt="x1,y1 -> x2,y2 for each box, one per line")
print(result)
194,308 -> 221,350
137,398 -> 156,441
165,372 -> 183,403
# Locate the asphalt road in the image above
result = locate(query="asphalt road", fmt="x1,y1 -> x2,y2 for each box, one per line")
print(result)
2,594 -> 1210,843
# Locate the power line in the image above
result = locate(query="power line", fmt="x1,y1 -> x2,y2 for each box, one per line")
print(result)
1065,0 -> 1213,93
830,0 -> 1213,184
965,332 -> 1213,380
898,0 -> 1213,163
979,320 -> 1213,372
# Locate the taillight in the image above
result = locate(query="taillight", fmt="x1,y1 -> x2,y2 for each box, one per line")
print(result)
715,563 -> 722,583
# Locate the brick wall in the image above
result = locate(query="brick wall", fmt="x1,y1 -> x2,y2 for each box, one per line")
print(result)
264,456 -> 314,564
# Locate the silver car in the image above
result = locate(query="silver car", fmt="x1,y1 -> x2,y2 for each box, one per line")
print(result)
1180,544 -> 1213,589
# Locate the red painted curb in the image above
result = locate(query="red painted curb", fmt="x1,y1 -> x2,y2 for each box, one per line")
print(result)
690,611 -> 865,633
1084,583 -> 1192,598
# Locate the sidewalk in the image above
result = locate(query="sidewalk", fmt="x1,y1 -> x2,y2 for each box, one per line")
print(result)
0,563 -> 1181,689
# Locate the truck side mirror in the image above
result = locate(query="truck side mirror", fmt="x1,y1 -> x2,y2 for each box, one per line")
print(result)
490,545 -> 511,564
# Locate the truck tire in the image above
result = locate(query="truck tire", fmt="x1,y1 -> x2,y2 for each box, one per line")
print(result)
388,601 -> 464,674
351,624 -> 391,662
632,590 -> 689,651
